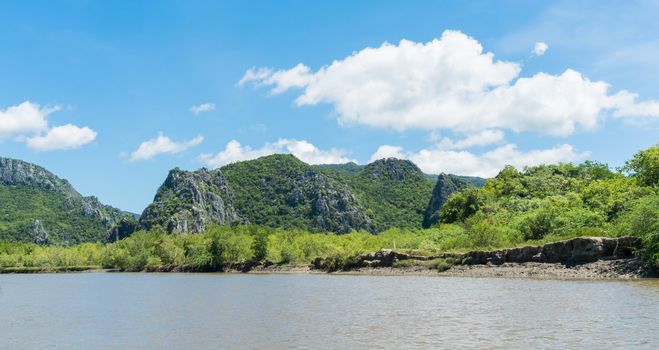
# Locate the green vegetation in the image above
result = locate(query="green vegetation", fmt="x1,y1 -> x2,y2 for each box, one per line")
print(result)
0,157 -> 137,244
438,147 -> 658,266
0,224 -> 481,272
347,158 -> 435,232
0,185 -> 113,244
221,154 -> 371,232
1,146 -> 657,271
313,162 -> 365,177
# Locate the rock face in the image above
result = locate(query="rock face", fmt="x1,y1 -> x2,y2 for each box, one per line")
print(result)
221,154 -> 372,233
139,168 -> 242,233
460,236 -> 641,265
312,236 -> 644,272
423,173 -> 473,228
360,158 -> 425,182
107,217 -> 140,242
0,157 -> 136,244
32,219 -> 49,245
350,158 -> 435,232
1,157 -> 62,190
303,171 -> 372,233
139,155 -> 474,234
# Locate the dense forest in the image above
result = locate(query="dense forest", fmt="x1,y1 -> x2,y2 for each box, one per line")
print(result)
1,146 -> 656,272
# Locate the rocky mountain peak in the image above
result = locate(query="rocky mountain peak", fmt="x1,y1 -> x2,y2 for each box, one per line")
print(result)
0,156 -> 137,244
139,167 -> 242,233
362,158 -> 425,182
422,173 -> 473,228
0,157 -> 74,193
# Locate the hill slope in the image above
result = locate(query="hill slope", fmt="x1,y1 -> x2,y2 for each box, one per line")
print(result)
221,154 -> 372,233
0,157 -> 136,244
139,167 -> 242,233
139,155 -> 483,234
422,173 -> 474,228
346,158 -> 435,232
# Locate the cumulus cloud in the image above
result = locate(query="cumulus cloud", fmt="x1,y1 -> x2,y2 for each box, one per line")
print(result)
369,142 -> 590,178
26,124 -> 97,151
1,101 -> 98,151
190,102 -> 216,115
130,133 -> 204,161
434,129 -> 506,150
199,139 -> 355,168
241,30 -> 659,136
0,102 -> 56,139
532,42 -> 549,56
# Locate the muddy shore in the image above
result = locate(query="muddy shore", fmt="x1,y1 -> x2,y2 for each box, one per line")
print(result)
3,236 -> 656,280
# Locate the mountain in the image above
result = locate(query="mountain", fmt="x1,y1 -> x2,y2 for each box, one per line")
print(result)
220,154 -> 372,233
139,155 -> 482,234
422,173 -> 474,228
140,155 -> 373,234
454,175 -> 487,188
317,162 -> 486,188
139,167 -> 242,233
346,158 -> 435,232
313,162 -> 365,177
0,157 -> 136,244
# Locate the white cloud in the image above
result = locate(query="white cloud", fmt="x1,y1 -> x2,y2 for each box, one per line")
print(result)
26,124 -> 97,151
370,143 -> 590,178
1,101 -> 98,151
241,30 -> 659,136
130,133 -> 204,161
199,139 -> 355,168
0,101 -> 55,139
368,145 -> 406,162
238,67 -> 273,86
434,129 -> 506,150
532,42 -> 549,56
190,102 -> 216,115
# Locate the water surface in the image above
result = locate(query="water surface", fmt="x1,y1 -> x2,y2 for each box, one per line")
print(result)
1,273 -> 658,349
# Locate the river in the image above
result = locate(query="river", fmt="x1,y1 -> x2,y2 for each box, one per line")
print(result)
1,273 -> 658,349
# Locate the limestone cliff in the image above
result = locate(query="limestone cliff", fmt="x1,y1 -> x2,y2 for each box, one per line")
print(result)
139,167 -> 242,233
422,173 -> 473,228
0,157 -> 136,244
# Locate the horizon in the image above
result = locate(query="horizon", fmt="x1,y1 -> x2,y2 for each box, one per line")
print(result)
1,0 -> 658,213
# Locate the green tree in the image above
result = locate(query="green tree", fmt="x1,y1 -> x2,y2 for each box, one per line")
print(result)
622,145 -> 659,187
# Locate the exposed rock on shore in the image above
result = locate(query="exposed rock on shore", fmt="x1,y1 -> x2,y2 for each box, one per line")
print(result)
459,236 -> 640,265
313,236 -> 656,279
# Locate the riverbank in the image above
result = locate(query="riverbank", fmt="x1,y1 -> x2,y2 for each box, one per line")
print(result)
240,257 -> 657,280
2,236 -> 656,279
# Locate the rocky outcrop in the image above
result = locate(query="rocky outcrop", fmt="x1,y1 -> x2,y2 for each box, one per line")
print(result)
139,168 -> 242,233
350,158 -> 435,232
423,173 -> 472,228
313,237 -> 643,272
361,158 -> 426,182
220,154 -> 373,234
107,217 -> 140,242
460,236 -> 641,265
0,157 -> 64,190
299,170 -> 372,233
32,219 -> 49,245
0,157 -> 136,244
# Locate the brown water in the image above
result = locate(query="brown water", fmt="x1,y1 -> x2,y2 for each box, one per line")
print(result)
1,273 -> 658,349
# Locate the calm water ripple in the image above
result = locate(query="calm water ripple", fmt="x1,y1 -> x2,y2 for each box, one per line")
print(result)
1,273 -> 658,349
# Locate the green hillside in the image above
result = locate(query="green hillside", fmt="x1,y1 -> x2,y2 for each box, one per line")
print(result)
346,158 -> 435,232
0,157 -> 136,244
221,154 -> 371,233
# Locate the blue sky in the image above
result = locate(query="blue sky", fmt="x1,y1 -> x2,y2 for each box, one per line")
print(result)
1,0 -> 657,213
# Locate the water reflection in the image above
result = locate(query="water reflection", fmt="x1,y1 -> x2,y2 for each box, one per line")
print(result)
0,273 -> 658,349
